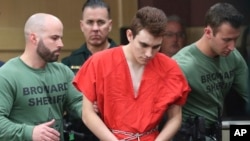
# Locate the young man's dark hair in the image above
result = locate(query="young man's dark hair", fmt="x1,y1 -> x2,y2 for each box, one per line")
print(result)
205,3 -> 244,34
130,6 -> 167,37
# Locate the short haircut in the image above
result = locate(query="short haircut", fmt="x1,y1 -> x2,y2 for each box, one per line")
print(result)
129,6 -> 167,38
81,0 -> 111,19
205,3 -> 244,34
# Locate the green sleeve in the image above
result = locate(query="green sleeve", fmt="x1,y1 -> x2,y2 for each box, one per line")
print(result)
0,116 -> 34,141
64,66 -> 83,119
0,76 -> 34,141
24,125 -> 34,140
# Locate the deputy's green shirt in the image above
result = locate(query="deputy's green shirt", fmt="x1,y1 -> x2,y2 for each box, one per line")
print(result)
172,44 -> 249,127
0,57 -> 83,141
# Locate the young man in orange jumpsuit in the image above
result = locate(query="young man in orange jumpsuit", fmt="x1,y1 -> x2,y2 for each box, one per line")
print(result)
73,6 -> 190,141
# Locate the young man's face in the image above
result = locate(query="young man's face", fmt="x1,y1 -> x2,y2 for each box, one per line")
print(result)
208,23 -> 241,57
128,29 -> 162,65
80,7 -> 112,47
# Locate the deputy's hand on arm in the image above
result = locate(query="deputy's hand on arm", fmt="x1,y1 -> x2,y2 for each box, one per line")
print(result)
32,119 -> 60,141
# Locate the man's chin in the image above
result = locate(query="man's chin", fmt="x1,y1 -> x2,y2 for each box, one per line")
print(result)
221,51 -> 231,57
49,56 -> 59,62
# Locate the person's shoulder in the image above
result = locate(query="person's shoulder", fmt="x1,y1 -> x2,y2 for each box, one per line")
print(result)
155,53 -> 176,64
0,57 -> 19,68
93,45 -> 122,58
172,44 -> 196,61
0,57 -> 22,77
174,43 -> 193,55
86,46 -> 123,67
230,48 -> 244,59
171,44 -> 197,71
152,53 -> 180,71
151,53 -> 186,78
227,48 -> 247,66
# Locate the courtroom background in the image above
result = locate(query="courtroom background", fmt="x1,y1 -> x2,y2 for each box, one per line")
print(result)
0,0 -> 249,62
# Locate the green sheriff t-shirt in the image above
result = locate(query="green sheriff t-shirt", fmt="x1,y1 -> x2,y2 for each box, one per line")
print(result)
172,44 -> 249,127
0,57 -> 82,141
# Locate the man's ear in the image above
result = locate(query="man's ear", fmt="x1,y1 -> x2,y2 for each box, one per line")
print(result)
30,33 -> 38,44
80,20 -> 84,32
126,29 -> 133,42
204,26 -> 213,39
108,20 -> 112,32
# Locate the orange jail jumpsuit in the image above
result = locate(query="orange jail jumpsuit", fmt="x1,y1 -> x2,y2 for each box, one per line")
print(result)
73,46 -> 190,141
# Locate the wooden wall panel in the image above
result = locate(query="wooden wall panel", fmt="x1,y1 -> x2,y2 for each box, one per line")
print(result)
138,0 -> 249,46
0,0 -> 138,62
138,0 -> 250,26
154,0 -> 191,26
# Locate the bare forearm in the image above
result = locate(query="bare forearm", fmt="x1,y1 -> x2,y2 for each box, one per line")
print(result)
83,111 -> 118,141
82,96 -> 118,141
156,116 -> 181,141
155,105 -> 182,141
